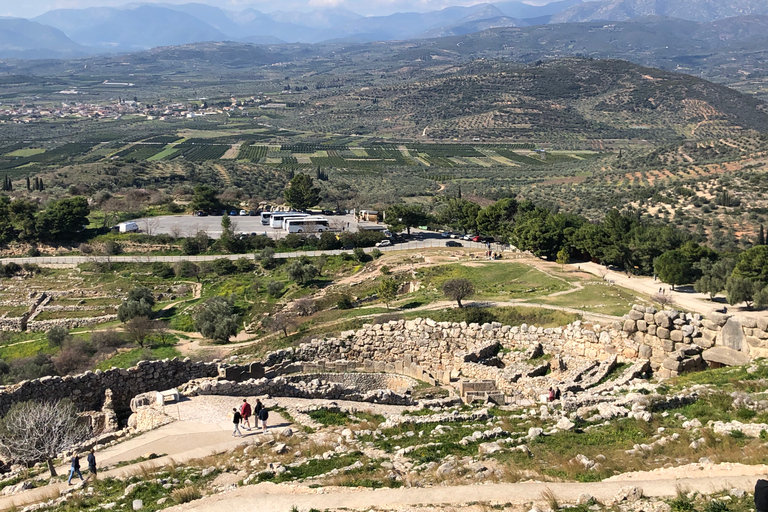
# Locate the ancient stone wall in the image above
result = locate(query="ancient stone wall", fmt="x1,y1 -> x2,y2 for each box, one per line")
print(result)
618,306 -> 768,377
0,359 -> 219,417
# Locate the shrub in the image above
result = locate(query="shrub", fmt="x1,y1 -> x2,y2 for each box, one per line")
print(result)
294,297 -> 316,316
267,281 -> 284,298
91,329 -> 126,352
353,247 -> 367,262
102,240 -> 122,256
172,486 -> 201,504
336,295 -> 354,310
117,287 -> 155,322
234,257 -> 255,273
46,326 -> 70,348
151,262 -> 174,279
370,248 -> 382,259
261,248 -> 277,270
442,278 -> 475,308
211,258 -> 236,276
380,265 -> 391,275
173,260 -> 199,280
53,340 -> 95,375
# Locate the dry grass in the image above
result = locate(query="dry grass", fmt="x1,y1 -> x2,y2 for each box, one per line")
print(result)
171,485 -> 202,504
541,487 -> 560,511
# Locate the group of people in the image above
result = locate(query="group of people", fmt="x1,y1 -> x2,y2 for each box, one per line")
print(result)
232,398 -> 269,437
67,448 -> 97,485
547,387 -> 562,402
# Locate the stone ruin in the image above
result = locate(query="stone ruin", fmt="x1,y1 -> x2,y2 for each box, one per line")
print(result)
0,305 -> 761,437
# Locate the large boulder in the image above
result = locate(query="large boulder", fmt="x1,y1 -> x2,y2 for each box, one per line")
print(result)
718,317 -> 746,352
702,346 -> 751,367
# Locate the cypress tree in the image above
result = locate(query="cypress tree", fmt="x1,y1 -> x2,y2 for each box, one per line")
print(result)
26,176 -> 30,191
759,224 -> 766,246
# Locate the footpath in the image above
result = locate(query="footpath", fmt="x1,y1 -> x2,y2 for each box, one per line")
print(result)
0,398 -> 287,511
574,261 -> 765,322
169,472 -> 764,512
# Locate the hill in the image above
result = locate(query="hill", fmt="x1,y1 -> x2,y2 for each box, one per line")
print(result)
0,18 -> 89,59
552,0 -> 768,23
284,58 -> 768,141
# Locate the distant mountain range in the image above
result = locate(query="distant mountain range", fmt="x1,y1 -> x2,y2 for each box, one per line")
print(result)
3,0 -> 768,59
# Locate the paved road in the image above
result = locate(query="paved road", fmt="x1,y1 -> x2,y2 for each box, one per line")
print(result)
0,239 -> 509,266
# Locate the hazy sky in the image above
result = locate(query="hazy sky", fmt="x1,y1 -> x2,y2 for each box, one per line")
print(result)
1,0 -> 554,18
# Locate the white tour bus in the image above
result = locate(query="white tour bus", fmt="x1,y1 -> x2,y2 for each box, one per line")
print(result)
270,212 -> 309,229
260,212 -> 272,225
284,216 -> 330,233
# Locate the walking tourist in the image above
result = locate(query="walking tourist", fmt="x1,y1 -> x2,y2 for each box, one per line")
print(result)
240,398 -> 252,430
258,405 -> 269,434
232,408 -> 243,437
67,453 -> 83,485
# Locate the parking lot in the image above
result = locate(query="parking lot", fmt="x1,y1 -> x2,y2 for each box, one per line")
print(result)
129,212 -> 368,239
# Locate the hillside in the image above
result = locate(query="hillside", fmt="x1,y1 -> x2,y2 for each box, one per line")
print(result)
286,59 -> 768,140
0,18 -> 89,59
552,0 -> 768,23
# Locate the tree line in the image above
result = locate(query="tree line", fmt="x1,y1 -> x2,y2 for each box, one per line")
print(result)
0,196 -> 90,245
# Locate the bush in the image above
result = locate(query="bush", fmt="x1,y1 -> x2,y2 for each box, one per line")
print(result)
336,294 -> 354,310
46,326 -> 70,348
380,265 -> 391,275
173,260 -> 199,280
172,486 -> 202,504
267,281 -> 284,298
294,297 -> 317,316
102,240 -> 122,256
21,263 -> 40,274
52,340 -> 95,375
91,329 -> 126,352
117,287 -> 155,323
151,262 -> 174,279
370,248 -> 382,259
353,247 -> 367,262
211,258 -> 236,276
234,257 -> 255,273
260,248 -> 277,270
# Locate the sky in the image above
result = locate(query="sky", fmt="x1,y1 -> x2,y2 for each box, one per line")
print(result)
0,0 -> 555,18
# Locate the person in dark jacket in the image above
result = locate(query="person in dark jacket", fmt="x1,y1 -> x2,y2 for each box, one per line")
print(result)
254,399 -> 263,429
85,449 -> 97,481
67,453 -> 83,485
232,408 -> 243,437
258,406 -> 269,434
756,479 -> 768,512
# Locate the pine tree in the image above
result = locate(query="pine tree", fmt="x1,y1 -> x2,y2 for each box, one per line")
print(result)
759,224 -> 766,246
457,185 -> 462,199
26,176 -> 30,191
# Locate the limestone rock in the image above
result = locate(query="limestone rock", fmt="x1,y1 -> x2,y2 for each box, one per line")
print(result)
719,317 -> 746,352
615,486 -> 643,502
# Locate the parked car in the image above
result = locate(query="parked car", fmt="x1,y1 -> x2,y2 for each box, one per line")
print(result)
462,234 -> 474,241
239,210 -> 248,216
375,239 -> 392,247
229,210 -> 237,216
194,210 -> 208,217
445,240 -> 462,247
472,235 -> 483,242
450,233 -> 461,239
441,231 -> 452,238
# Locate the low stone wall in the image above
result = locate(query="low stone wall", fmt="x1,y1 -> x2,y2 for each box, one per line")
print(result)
0,359 -> 219,417
27,315 -> 119,332
285,372 -> 417,394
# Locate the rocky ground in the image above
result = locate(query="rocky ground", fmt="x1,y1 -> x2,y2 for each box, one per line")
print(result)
4,356 -> 768,512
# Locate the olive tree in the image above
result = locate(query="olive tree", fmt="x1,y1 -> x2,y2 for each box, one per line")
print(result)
195,296 -> 239,343
0,399 -> 89,477
442,278 -> 475,308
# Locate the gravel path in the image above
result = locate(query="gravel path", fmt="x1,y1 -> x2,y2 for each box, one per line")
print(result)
167,472 -> 761,512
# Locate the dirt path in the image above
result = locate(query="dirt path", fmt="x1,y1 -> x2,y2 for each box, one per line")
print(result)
168,469 -> 763,512
214,164 -> 232,186
574,261 -> 766,322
